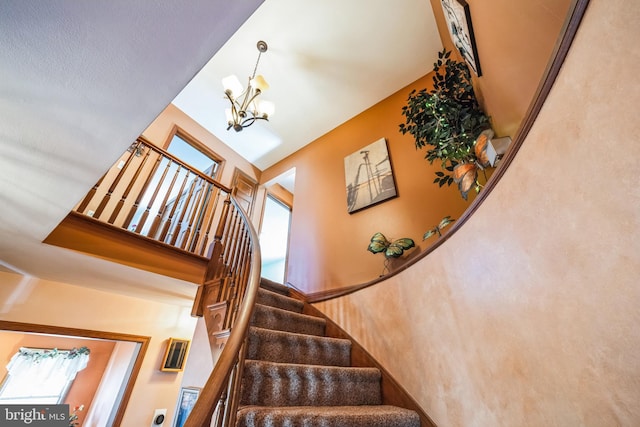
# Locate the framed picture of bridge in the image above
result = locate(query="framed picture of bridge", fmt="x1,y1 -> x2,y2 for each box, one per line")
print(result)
344,138 -> 398,214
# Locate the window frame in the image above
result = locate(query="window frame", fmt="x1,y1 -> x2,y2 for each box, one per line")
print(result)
0,347 -> 78,405
162,126 -> 225,180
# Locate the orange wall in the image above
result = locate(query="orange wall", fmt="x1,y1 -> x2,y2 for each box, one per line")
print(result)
316,0 -> 640,425
261,0 -> 571,293
0,332 -> 115,426
429,0 -> 572,138
262,73 -> 472,292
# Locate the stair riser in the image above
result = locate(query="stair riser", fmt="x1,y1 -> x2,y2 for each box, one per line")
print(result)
257,288 -> 304,313
241,362 -> 382,407
243,284 -> 422,427
251,305 -> 326,336
247,329 -> 351,367
237,407 -> 421,427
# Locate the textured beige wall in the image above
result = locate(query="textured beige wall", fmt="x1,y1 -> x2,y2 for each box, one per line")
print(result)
315,0 -> 640,425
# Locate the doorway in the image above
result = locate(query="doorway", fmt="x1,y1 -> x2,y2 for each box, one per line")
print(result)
0,321 -> 149,427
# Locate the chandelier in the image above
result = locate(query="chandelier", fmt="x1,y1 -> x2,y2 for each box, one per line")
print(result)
222,40 -> 275,132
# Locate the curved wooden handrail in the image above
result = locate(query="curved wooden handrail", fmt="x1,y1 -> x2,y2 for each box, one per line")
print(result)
304,0 -> 591,304
184,196 -> 262,427
137,136 -> 232,193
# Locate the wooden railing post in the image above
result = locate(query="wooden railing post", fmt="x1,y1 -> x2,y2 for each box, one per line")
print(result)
92,141 -> 141,219
72,139 -> 262,427
184,196 -> 262,427
191,194 -> 232,318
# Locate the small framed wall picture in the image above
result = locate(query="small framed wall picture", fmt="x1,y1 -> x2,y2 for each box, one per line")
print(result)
160,338 -> 190,372
344,138 -> 398,214
173,387 -> 200,427
441,0 -> 482,76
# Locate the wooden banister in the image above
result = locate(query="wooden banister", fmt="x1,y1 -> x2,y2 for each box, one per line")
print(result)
73,137 -> 231,258
186,197 -> 262,427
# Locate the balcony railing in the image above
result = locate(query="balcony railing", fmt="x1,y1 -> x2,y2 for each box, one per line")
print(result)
75,136 -> 262,426
75,136 -> 230,256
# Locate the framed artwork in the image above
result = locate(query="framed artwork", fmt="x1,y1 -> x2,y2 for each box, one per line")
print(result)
173,387 -> 200,427
344,138 -> 397,214
441,0 -> 482,76
160,338 -> 190,372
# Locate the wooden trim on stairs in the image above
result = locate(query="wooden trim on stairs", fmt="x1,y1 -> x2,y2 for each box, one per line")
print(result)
44,211 -> 208,283
301,302 -> 438,427
298,0 -> 592,304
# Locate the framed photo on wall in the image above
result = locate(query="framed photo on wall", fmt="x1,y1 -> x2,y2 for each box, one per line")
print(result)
344,138 -> 398,214
173,387 -> 200,427
441,0 -> 482,76
160,338 -> 190,372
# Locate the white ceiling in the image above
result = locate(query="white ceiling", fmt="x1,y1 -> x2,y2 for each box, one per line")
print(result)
0,0 -> 263,305
0,0 -> 441,305
173,0 -> 442,171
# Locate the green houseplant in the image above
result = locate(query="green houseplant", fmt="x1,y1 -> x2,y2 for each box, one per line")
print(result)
399,49 -> 492,199
367,232 -> 415,276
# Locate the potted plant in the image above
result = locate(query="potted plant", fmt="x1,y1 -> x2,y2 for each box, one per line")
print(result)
399,49 -> 492,199
367,232 -> 415,276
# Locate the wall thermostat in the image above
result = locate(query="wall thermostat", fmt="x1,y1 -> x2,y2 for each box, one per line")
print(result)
151,409 -> 167,427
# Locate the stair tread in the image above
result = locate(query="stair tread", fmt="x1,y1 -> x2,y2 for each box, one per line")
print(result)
237,405 -> 420,427
236,279 -> 422,426
248,325 -> 351,345
241,360 -> 382,407
246,327 -> 351,366
251,304 -> 326,336
244,359 -> 380,375
257,287 -> 304,313
259,277 -> 291,295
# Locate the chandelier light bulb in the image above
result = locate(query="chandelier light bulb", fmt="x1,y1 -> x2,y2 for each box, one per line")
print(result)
221,41 -> 274,132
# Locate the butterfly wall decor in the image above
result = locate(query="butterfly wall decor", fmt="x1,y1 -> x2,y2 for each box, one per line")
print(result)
367,232 -> 415,259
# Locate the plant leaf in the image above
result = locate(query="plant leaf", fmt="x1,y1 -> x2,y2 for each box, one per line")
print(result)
370,232 -> 389,245
438,216 -> 455,229
368,232 -> 390,254
393,238 -> 415,250
423,230 -> 436,240
385,244 -> 404,258
368,240 -> 387,254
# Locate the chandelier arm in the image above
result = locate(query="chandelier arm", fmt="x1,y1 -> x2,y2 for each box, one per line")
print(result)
224,92 -> 244,129
223,40 -> 270,132
239,115 -> 269,129
241,90 -> 263,115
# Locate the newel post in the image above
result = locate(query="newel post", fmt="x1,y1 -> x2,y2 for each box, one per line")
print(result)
191,194 -> 232,318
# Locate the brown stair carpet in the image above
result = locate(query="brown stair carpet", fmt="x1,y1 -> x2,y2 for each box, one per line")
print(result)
236,279 -> 420,427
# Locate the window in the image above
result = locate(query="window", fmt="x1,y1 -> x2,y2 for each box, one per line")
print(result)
0,347 -> 89,405
259,195 -> 292,283
165,130 -> 223,179
128,128 -> 225,238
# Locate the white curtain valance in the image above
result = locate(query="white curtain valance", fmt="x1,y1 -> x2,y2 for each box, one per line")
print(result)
6,347 -> 90,381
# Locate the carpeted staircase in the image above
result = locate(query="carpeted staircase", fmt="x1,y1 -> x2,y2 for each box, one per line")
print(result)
236,278 -> 421,427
